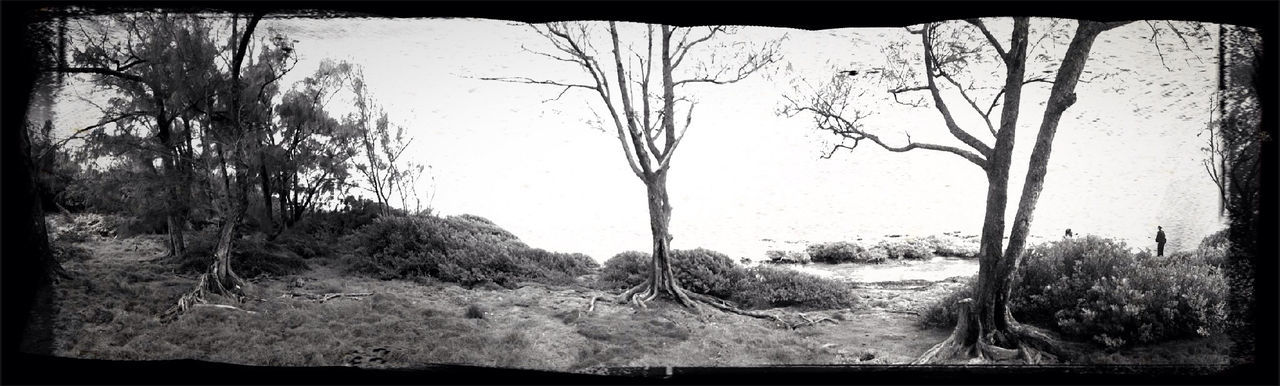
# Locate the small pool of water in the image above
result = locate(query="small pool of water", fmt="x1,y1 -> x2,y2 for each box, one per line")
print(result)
782,257 -> 980,283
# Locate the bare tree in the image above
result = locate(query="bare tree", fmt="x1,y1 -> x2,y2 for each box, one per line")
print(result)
348,67 -> 426,216
487,22 -> 779,312
781,18 -> 1214,363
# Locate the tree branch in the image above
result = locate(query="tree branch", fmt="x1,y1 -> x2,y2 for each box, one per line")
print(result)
965,18 -> 1008,62
56,66 -> 143,82
921,25 -> 993,158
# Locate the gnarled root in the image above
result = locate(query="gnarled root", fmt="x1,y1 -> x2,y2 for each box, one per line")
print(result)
913,298 -> 1070,365
617,281 -> 800,327
161,260 -> 249,322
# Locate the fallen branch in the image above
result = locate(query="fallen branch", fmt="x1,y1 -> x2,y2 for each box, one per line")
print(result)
586,296 -> 599,313
885,310 -> 921,316
321,292 -> 373,302
193,304 -> 258,314
790,313 -> 840,329
286,291 -> 374,302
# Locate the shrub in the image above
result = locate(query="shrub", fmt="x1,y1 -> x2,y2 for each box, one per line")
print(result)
53,242 -> 94,262
731,266 -> 857,310
878,238 -> 935,260
918,276 -> 978,329
805,241 -> 882,264
272,231 -> 334,260
673,249 -> 749,299
599,248 -> 855,310
289,196 -> 400,239
1194,229 -> 1229,268
765,249 -> 812,264
597,251 -> 650,290
598,248 -> 745,299
465,304 -> 486,319
925,235 -> 980,258
922,236 -> 1230,349
182,232 -> 310,278
353,214 -> 597,287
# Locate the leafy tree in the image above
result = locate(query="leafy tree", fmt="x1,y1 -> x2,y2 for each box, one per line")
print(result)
60,13 -> 223,260
169,13 -> 299,316
271,59 -> 363,226
783,18 -> 1211,363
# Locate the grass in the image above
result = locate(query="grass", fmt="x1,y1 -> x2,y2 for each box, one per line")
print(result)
39,225 -> 1237,370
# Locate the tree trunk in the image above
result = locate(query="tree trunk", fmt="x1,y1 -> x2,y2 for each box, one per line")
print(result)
917,20 -> 1119,365
20,123 -> 68,282
618,172 -> 697,306
259,150 -> 274,233
156,112 -> 187,260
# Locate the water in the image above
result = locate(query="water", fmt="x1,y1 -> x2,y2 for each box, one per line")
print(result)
784,257 -> 981,283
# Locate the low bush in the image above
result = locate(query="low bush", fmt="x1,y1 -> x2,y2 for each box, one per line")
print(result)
181,232 -> 310,278
49,213 -> 126,241
918,276 -> 978,329
597,249 -> 745,299
288,196 -> 400,239
352,214 -> 598,287
731,266 -> 858,310
597,251 -> 650,290
921,236 -> 1229,349
53,242 -> 94,262
925,235 -> 980,258
272,231 -> 335,260
878,238 -> 935,260
599,248 -> 855,310
1194,229 -> 1229,268
805,242 -> 881,264
465,303 -> 486,319
766,249 -> 812,264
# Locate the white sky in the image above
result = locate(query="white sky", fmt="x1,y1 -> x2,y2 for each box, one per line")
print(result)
45,17 -> 1229,262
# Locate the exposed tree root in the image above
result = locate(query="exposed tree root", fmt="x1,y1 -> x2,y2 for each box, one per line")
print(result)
616,281 -> 840,329
161,260 -> 249,322
913,298 -> 1070,365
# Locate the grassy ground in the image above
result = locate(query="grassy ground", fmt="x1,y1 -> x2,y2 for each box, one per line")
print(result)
38,232 -> 1235,372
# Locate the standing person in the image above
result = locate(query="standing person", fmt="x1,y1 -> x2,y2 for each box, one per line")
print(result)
1155,226 -> 1167,257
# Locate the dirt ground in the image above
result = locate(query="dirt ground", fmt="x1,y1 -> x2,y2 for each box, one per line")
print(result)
36,232 -> 1234,372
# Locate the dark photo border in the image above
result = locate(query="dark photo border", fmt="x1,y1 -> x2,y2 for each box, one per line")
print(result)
3,1 -> 1275,385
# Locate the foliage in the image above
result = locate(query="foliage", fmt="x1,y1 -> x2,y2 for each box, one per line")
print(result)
804,241 -> 880,264
918,276 -> 978,329
598,249 -> 746,299
599,249 -> 855,310
464,303 -> 486,319
922,236 -> 1229,349
924,235 -> 980,258
878,237 -> 935,260
352,214 -> 597,287
765,249 -> 812,264
181,232 -> 310,278
288,196 -> 399,239
597,251 -> 651,291
1194,229 -> 1229,268
52,242 -> 94,263
731,266 -> 858,310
